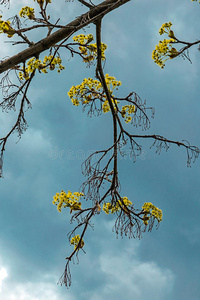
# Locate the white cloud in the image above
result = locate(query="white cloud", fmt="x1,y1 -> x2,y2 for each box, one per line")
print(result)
0,267 -> 8,292
18,128 -> 51,154
0,115 -> 51,154
99,256 -> 174,300
0,275 -> 76,300
1,281 -> 61,300
83,237 -> 175,300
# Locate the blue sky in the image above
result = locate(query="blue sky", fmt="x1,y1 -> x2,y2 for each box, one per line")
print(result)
0,0 -> 200,299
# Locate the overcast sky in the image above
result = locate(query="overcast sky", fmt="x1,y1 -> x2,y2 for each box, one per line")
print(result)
0,0 -> 200,299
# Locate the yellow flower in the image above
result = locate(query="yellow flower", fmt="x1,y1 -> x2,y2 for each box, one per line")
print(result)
153,22 -> 178,68
120,105 -> 135,123
159,22 -> 173,36
72,34 -> 107,63
142,202 -> 162,225
52,190 -> 83,212
0,17 -> 15,37
18,55 -> 64,80
125,116 -> 132,123
152,38 -> 177,68
68,75 -> 121,110
103,197 -> 132,214
19,6 -> 35,19
70,235 -> 84,251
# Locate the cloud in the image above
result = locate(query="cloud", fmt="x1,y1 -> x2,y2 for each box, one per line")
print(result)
17,128 -> 51,154
0,267 -> 8,292
96,253 -> 174,300
76,220 -> 175,300
1,281 -> 66,300
0,270 -> 75,300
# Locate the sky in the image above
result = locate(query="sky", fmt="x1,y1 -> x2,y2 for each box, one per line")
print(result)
0,0 -> 200,299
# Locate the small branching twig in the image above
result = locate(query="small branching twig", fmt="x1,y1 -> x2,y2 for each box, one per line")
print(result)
0,71 -> 35,177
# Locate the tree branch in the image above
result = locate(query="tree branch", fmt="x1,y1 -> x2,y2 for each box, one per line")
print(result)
0,0 -> 130,74
95,18 -> 118,191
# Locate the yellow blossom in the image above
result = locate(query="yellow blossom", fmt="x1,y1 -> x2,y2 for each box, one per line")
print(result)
19,7 -> 35,19
125,116 -> 132,123
0,16 -> 15,37
70,235 -> 84,251
52,190 -> 84,213
152,38 -> 178,68
73,34 -> 107,63
18,55 -> 65,80
152,22 -> 179,68
121,105 -> 135,123
142,202 -> 163,225
67,74 -> 121,108
159,22 -> 173,35
103,197 -> 132,214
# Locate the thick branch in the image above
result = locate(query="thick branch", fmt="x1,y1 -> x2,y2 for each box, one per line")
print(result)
0,0 -> 130,74
95,18 -> 118,190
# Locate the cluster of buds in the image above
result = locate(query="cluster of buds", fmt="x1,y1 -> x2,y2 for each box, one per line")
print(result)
0,16 -> 15,38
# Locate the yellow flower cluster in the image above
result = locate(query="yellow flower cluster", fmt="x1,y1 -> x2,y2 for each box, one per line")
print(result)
191,0 -> 200,3
19,6 -> 35,19
152,38 -> 178,68
0,15 -> 15,37
73,34 -> 94,44
159,22 -> 175,38
103,197 -> 132,214
68,74 -> 121,107
52,190 -> 84,213
152,22 -> 178,68
142,202 -> 163,225
73,34 -> 107,63
68,75 -> 136,122
102,99 -> 119,113
68,77 -> 101,106
19,55 -> 65,80
121,105 -> 135,123
104,74 -> 122,92
70,235 -> 84,251
42,55 -> 65,72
